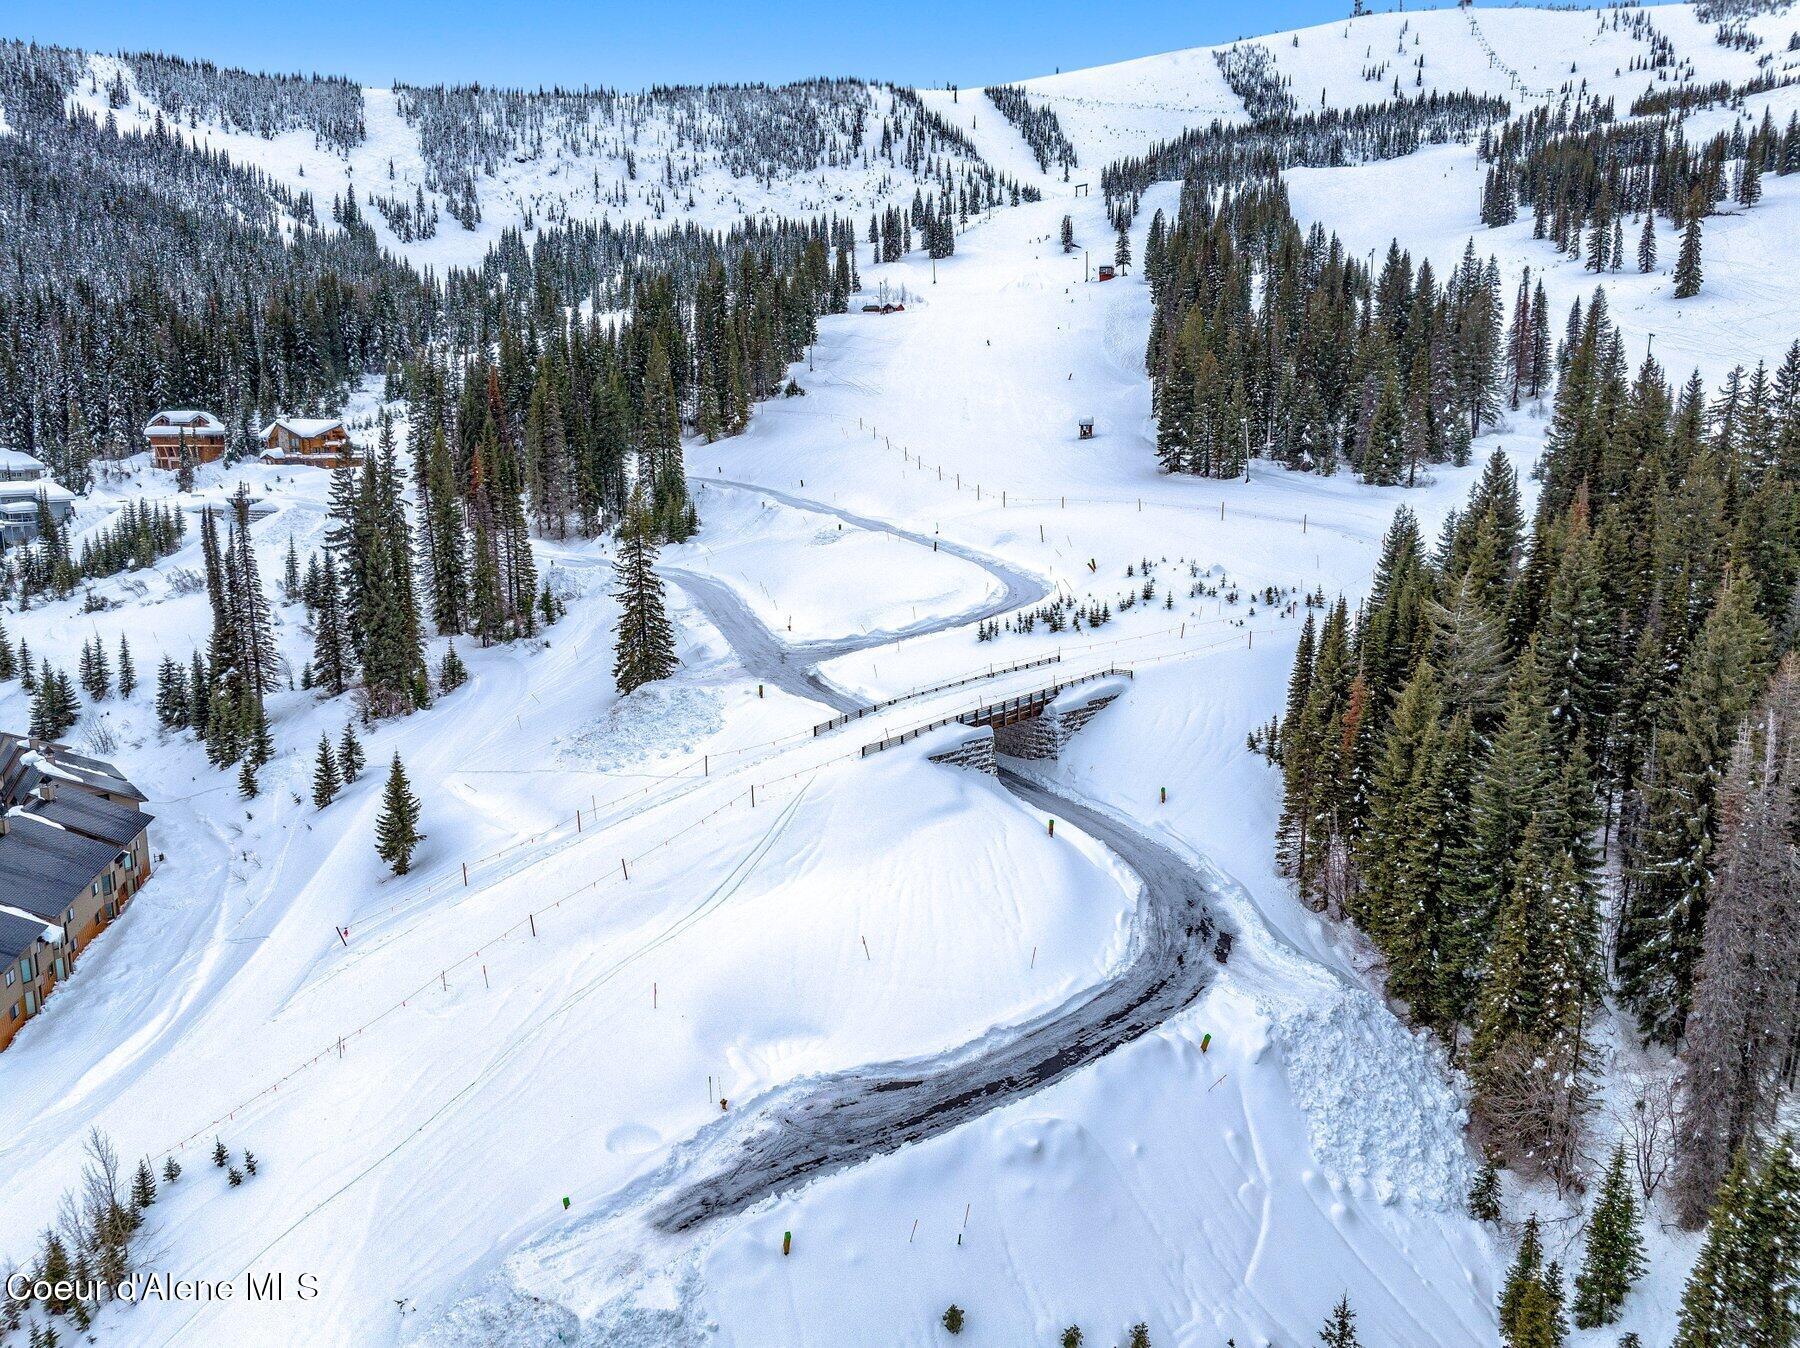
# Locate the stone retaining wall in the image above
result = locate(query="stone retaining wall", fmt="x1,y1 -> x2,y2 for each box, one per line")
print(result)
993,687 -> 1122,760
924,725 -> 996,774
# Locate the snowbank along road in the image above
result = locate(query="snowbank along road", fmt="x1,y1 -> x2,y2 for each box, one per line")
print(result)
667,477 -> 1052,714
649,482 -> 1232,1230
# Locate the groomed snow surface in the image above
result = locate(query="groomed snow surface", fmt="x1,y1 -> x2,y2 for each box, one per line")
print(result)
7,4 -> 1788,1343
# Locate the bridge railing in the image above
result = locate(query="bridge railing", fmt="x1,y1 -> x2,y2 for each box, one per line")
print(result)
813,653 -> 1062,736
860,667 -> 1134,758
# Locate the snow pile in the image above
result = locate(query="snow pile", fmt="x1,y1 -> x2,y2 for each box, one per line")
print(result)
1264,985 -> 1472,1209
555,684 -> 725,772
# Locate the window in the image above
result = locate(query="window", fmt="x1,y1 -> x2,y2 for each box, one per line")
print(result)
3,967 -> 12,986
8,1003 -> 16,1021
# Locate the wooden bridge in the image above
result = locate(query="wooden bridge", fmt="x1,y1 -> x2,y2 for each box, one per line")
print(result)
861,668 -> 1133,759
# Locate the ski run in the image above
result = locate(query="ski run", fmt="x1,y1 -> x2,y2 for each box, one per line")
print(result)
3,3 -> 1800,1345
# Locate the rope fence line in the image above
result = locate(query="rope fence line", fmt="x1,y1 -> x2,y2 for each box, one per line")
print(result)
359,563 -> 1298,930
153,415 -> 1342,1160
812,653 -> 1064,735
148,612 -> 1308,1162
350,631 -> 1200,936
813,411 -> 1380,548
155,759 -> 839,1161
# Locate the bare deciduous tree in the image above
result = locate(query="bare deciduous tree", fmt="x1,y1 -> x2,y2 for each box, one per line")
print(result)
1610,1067 -> 1679,1203
1671,660 -> 1800,1228
1472,1033 -> 1594,1195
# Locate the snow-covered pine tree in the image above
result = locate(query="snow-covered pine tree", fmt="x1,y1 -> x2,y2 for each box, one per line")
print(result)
129,1159 -> 156,1211
338,723 -> 365,783
312,550 -> 350,696
1671,658 -> 1800,1226
312,734 -> 341,809
438,642 -> 468,694
375,753 -> 424,875
1571,1143 -> 1646,1328
1674,191 -> 1703,298
1317,1295 -> 1360,1347
1468,1159 -> 1502,1222
1673,1136 -> 1800,1348
1618,574 -> 1772,1043
611,499 -> 678,696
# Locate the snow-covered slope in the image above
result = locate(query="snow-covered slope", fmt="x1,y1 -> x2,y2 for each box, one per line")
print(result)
7,4 -> 1800,1346
63,56 -> 1020,271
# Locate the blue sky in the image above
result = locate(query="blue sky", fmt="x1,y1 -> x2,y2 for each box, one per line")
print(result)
13,0 -> 1517,89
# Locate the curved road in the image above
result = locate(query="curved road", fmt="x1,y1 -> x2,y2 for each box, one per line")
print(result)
647,486 -> 1231,1232
669,477 -> 1052,713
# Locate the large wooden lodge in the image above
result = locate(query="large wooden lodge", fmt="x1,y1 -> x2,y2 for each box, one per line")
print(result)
143,409 -> 227,470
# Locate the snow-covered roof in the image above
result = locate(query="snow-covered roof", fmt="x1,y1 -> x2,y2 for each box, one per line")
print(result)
143,410 -> 224,437
0,902 -> 61,960
0,480 -> 74,506
0,448 -> 44,472
261,416 -> 345,440
0,737 -> 145,811
0,809 -> 120,923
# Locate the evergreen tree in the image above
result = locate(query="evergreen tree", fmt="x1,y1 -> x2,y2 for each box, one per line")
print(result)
438,642 -> 468,694
155,657 -> 189,729
117,636 -> 135,698
612,500 -> 678,695
375,753 -> 424,875
1504,1216 -> 1548,1339
1572,1143 -> 1647,1329
1318,1294 -> 1361,1347
1673,1137 -> 1800,1348
1673,660 -> 1800,1226
1674,195 -> 1704,299
1469,1158 -> 1503,1222
29,667 -> 79,740
312,549 -> 350,697
1620,576 -> 1772,1042
338,723 -> 365,783
1637,213 -> 1657,274
420,424 -> 470,636
129,1159 -> 156,1211
312,734 -> 341,809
